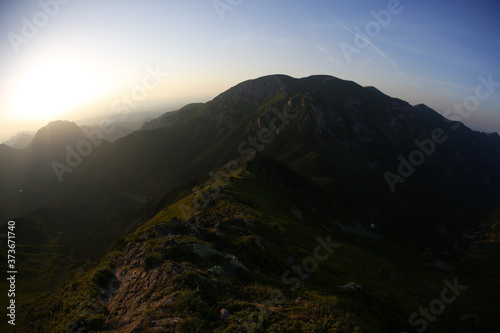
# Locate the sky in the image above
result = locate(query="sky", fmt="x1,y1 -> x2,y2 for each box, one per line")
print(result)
0,0 -> 499,142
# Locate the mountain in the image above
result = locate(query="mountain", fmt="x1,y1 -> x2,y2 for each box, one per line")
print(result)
2,74 -> 500,264
5,75 -> 500,230
20,154 -> 500,332
2,131 -> 35,149
0,120 -> 112,221
75,109 -> 168,142
135,74 -> 500,237
79,124 -> 135,143
1,74 -> 500,332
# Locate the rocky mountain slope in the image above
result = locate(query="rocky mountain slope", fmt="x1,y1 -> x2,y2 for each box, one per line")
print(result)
19,155 -> 500,332
1,74 -> 500,332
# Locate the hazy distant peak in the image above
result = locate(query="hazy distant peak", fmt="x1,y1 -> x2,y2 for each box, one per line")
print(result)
29,120 -> 83,150
2,131 -> 35,149
36,120 -> 81,138
46,120 -> 79,127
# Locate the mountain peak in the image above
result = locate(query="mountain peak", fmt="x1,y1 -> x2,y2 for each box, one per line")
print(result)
46,120 -> 80,129
2,131 -> 35,149
214,74 -> 295,104
28,120 -> 84,151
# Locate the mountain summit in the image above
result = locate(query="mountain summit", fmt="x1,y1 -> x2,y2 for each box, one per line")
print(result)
2,74 -> 500,232
2,74 -> 500,332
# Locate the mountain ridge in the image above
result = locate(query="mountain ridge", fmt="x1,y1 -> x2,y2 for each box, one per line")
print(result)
3,74 -> 500,230
2,74 -> 500,332
18,153 -> 500,333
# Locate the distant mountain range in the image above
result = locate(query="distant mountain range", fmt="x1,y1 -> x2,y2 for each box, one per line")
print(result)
2,75 -> 499,233
2,131 -> 35,149
2,110 -> 165,149
1,75 -> 499,332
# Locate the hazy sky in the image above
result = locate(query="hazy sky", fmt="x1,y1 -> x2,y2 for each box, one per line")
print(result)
0,0 -> 499,142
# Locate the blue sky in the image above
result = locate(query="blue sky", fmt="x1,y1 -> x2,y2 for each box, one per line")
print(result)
0,0 -> 499,141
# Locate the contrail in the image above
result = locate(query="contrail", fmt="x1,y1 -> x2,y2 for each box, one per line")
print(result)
317,45 -> 340,66
358,56 -> 373,70
328,13 -> 402,70
327,12 -> 417,89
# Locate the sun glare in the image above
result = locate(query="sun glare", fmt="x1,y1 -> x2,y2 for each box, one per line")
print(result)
7,59 -> 107,121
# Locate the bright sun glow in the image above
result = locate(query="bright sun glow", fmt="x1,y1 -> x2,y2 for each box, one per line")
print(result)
7,59 -> 108,121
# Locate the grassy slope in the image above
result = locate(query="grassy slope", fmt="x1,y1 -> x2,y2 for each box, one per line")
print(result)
15,168 -> 500,332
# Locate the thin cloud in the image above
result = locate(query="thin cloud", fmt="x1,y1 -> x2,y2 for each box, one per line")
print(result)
325,11 -> 419,91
